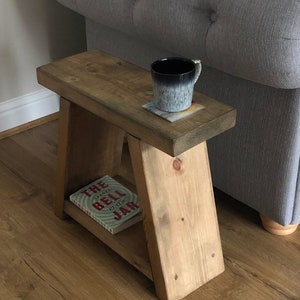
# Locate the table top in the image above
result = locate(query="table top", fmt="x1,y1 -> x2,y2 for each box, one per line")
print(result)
37,50 -> 236,156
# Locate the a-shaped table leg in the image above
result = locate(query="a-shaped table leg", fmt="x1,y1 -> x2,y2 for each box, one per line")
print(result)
55,98 -> 125,218
128,135 -> 224,300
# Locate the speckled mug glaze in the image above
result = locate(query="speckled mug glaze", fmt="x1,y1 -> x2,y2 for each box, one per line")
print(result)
151,57 -> 201,112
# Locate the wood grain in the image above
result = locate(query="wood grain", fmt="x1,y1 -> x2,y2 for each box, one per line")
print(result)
55,103 -> 225,299
0,120 -> 299,299
128,135 -> 224,300
39,51 -> 232,299
0,113 -> 58,141
37,50 -> 236,156
64,199 -> 152,280
55,97 -> 125,217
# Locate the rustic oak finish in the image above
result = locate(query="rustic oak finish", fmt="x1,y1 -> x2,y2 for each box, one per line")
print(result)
36,50 -> 236,300
128,136 -> 224,300
1,120 -> 299,299
55,99 -> 125,217
37,50 -> 236,157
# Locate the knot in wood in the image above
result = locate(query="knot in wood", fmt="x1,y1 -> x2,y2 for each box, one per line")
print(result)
173,158 -> 182,171
85,63 -> 98,73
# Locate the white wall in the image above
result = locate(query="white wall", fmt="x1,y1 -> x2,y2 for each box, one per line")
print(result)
0,0 -> 86,131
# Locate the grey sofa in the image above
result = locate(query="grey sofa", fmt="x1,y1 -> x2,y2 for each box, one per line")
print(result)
55,0 -> 300,234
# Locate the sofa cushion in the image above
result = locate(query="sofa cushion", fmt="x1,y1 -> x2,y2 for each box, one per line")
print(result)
206,0 -> 300,89
56,0 -> 300,89
56,0 -> 137,34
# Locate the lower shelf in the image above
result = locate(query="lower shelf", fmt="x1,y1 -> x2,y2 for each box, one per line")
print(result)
64,200 -> 153,280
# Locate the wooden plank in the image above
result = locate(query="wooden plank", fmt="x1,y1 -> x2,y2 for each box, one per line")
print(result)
0,139 -> 55,198
0,113 -> 59,141
55,98 -> 125,217
64,200 -> 152,280
37,50 -> 236,156
128,135 -> 225,300
55,99 -> 71,217
10,118 -> 58,170
1,121 -> 300,300
117,143 -> 135,185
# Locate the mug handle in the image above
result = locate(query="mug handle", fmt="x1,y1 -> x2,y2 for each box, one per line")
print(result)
192,59 -> 202,84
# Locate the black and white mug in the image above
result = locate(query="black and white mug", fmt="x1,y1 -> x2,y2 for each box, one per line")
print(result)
151,57 -> 201,112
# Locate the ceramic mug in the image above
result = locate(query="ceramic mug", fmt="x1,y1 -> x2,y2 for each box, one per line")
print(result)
151,57 -> 201,112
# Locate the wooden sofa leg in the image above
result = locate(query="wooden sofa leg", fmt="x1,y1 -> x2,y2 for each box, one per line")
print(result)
260,214 -> 299,236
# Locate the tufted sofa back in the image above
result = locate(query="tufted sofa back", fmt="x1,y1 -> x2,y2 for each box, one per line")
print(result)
56,0 -> 300,89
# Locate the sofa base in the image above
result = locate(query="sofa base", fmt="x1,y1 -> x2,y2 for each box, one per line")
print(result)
260,214 -> 299,236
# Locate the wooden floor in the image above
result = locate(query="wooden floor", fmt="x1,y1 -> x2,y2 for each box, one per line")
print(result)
0,119 -> 299,300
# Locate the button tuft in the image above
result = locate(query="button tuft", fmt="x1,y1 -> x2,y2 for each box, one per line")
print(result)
210,12 -> 218,22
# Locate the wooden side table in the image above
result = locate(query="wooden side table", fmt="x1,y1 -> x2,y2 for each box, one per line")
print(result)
37,50 -> 236,300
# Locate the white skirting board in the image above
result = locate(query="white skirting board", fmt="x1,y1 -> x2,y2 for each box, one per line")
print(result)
0,89 -> 59,132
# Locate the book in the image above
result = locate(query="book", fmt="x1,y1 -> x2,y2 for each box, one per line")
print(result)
69,175 -> 142,234
142,101 -> 204,122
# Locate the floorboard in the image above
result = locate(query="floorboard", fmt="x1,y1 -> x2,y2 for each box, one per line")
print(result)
0,120 -> 299,300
